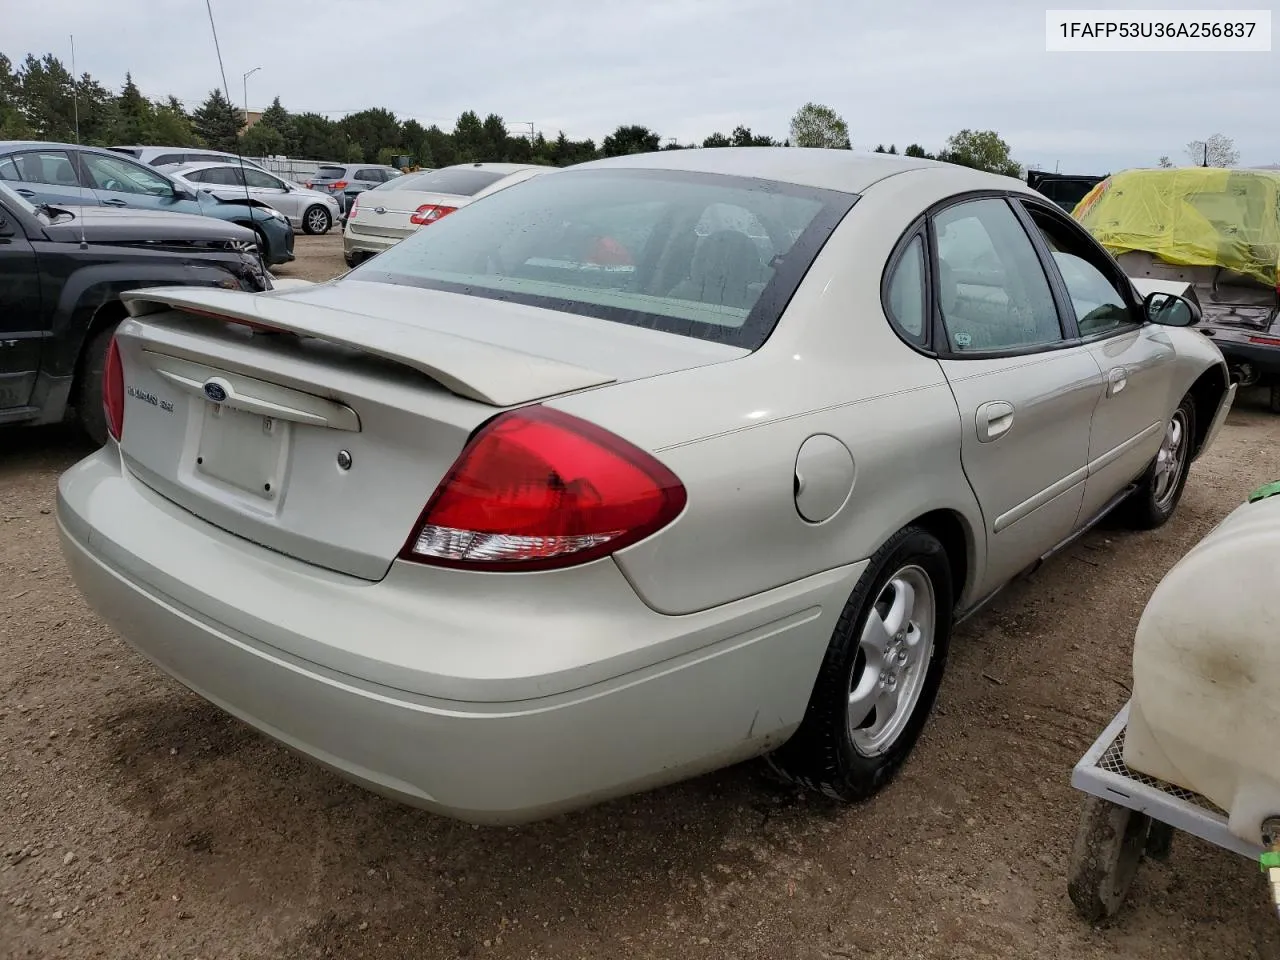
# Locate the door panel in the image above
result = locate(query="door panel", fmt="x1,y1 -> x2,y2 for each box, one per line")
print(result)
79,150 -> 192,214
0,210 -> 43,410
1017,200 -> 1181,520
4,149 -> 97,207
930,196 -> 1101,596
1079,328 -> 1176,518
940,350 -> 1102,591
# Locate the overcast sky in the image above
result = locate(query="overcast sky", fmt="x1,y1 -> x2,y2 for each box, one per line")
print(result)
5,0 -> 1277,173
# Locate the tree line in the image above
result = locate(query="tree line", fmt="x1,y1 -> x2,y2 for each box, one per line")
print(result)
0,52 -> 1023,177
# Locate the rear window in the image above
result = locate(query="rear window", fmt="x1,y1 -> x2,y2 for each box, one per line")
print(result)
354,168 -> 856,349
383,168 -> 505,196
313,166 -> 347,180
151,153 -> 187,167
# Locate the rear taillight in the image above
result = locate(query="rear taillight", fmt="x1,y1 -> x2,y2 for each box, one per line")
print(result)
104,335 -> 124,442
1249,335 -> 1280,347
348,196 -> 359,219
330,180 -> 348,191
400,406 -> 686,571
410,204 -> 458,226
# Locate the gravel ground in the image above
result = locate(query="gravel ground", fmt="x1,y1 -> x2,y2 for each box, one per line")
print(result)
4,234 -> 1280,959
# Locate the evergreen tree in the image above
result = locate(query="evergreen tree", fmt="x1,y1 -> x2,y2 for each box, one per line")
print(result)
192,88 -> 243,151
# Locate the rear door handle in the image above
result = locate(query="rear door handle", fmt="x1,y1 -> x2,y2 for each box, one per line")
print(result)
1107,366 -> 1128,397
976,400 -> 1015,443
14,188 -> 34,197
102,198 -> 128,207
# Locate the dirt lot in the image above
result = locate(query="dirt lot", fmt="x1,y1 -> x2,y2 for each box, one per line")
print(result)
4,234 -> 1280,959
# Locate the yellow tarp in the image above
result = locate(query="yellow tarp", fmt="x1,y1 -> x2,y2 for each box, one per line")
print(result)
1072,167 -> 1280,288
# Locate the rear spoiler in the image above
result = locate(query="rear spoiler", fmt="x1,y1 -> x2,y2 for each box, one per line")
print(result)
120,286 -> 615,407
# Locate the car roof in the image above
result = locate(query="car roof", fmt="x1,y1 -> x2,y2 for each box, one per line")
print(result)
0,141 -> 153,158
438,162 -> 553,175
572,147 -> 1020,195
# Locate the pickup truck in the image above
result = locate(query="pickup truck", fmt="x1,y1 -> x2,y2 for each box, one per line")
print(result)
0,182 -> 272,444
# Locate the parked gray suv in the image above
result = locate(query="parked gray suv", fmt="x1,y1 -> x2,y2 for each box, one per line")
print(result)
306,163 -> 403,214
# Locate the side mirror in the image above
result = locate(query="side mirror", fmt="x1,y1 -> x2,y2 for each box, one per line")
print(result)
174,185 -> 197,202
0,215 -> 13,237
1144,291 -> 1201,327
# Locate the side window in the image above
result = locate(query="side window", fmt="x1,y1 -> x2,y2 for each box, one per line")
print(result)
152,153 -> 186,166
0,156 -> 19,181
182,168 -> 209,183
354,169 -> 380,182
1025,205 -> 1135,337
885,234 -> 927,342
80,153 -> 173,196
242,169 -> 283,189
205,167 -> 244,186
933,198 -> 1063,353
13,150 -> 80,187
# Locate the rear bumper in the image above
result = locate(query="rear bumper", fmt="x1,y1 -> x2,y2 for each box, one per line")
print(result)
342,227 -> 402,258
57,447 -> 860,823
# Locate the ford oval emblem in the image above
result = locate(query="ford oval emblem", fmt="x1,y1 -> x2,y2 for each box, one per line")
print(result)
203,381 -> 227,403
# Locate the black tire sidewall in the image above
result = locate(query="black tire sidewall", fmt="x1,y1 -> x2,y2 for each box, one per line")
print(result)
771,526 -> 954,800
76,324 -> 117,447
302,205 -> 331,235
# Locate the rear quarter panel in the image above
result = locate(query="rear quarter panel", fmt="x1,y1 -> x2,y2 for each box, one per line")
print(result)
551,166 -> 997,616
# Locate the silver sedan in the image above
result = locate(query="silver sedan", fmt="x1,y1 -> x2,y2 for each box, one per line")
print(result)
57,148 -> 1234,824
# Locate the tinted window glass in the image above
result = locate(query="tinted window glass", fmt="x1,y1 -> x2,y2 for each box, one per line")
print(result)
384,168 -> 505,196
313,166 -> 347,180
353,169 -> 380,181
182,168 -> 210,183
81,153 -> 173,196
886,234 -> 927,341
356,168 -> 854,349
0,156 -> 19,181
243,168 -> 283,189
1028,208 -> 1134,337
14,150 -> 79,187
152,153 -> 187,166
934,198 -> 1063,352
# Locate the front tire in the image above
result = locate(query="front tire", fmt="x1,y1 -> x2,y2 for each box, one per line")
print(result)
1118,395 -> 1195,530
302,205 -> 331,235
76,324 -> 119,447
768,526 -> 953,801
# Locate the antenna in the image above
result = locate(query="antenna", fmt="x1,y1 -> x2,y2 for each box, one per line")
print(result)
204,0 -> 255,210
69,34 -> 87,249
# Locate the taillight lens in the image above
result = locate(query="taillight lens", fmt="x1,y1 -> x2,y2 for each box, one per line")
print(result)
103,335 -> 125,442
410,204 -> 458,226
348,196 -> 359,219
400,406 -> 686,571
1249,335 -> 1280,347
330,180 -> 348,191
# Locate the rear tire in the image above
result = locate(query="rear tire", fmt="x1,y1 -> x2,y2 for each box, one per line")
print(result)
767,526 -> 953,801
302,205 -> 331,235
76,323 -> 118,447
343,251 -> 359,269
1118,394 -> 1195,530
1269,382 -> 1280,415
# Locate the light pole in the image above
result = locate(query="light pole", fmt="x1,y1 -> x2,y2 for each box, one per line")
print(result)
241,66 -> 261,123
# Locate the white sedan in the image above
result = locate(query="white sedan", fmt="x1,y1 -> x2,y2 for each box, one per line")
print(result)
171,161 -> 341,235
57,148 -> 1233,824
342,162 -> 551,266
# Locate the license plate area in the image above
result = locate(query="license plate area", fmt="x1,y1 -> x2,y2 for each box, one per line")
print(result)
195,402 -> 288,500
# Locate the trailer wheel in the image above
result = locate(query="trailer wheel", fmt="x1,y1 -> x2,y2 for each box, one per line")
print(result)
1068,796 -> 1151,922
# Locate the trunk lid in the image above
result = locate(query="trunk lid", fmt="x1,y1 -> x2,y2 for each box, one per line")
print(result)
1120,251 -> 1279,329
114,283 -> 743,580
348,189 -> 471,241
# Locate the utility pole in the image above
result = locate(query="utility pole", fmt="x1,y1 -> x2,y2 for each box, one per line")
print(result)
242,66 -> 261,126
